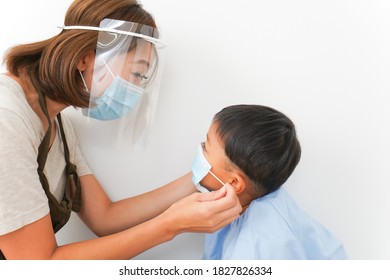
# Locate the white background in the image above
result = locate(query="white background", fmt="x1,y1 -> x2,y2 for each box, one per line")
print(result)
1,0 -> 389,260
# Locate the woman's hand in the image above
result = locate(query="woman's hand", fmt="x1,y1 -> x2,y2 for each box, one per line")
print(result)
0,182 -> 240,260
162,184 -> 242,235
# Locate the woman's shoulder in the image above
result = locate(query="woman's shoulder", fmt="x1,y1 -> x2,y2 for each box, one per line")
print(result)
0,74 -> 25,106
0,74 -> 43,140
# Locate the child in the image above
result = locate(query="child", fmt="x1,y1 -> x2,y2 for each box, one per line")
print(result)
191,104 -> 347,259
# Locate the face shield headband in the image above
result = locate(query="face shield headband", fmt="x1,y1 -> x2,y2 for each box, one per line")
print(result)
60,23 -> 166,47
60,18 -> 166,150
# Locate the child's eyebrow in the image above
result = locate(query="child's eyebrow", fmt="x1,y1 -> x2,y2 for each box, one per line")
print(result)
203,134 -> 209,152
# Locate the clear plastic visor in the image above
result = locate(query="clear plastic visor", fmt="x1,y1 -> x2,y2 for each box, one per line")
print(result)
88,19 -> 163,116
64,18 -> 166,149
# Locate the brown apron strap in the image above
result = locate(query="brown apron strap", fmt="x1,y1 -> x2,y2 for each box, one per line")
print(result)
0,250 -> 5,260
36,88 -> 52,174
57,114 -> 82,212
36,90 -> 82,233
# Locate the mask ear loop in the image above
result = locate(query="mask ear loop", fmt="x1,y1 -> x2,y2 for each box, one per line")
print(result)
208,170 -> 225,187
98,57 -> 116,79
78,70 -> 94,122
79,71 -> 89,92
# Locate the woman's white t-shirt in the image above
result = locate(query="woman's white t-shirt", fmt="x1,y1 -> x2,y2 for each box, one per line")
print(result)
0,74 -> 91,235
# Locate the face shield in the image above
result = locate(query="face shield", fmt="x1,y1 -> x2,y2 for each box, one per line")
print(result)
63,18 -> 166,149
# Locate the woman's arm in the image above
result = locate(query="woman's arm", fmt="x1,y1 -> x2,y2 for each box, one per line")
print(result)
77,172 -> 197,236
0,184 -> 240,259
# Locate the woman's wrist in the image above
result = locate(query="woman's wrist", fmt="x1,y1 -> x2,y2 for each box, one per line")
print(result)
156,206 -> 182,240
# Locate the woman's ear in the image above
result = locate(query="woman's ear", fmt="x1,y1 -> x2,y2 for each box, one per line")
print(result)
77,50 -> 95,72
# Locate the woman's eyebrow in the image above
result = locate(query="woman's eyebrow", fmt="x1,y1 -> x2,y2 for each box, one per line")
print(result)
134,59 -> 150,68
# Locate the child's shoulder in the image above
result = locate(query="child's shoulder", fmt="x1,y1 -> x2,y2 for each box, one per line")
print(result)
249,187 -> 293,211
244,187 -> 307,228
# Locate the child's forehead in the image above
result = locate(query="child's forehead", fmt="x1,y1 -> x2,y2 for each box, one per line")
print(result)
207,122 -> 232,164
207,122 -> 224,144
209,121 -> 241,171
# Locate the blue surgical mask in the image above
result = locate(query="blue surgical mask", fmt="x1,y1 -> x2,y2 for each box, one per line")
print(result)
88,76 -> 143,121
80,67 -> 144,121
191,142 -> 224,192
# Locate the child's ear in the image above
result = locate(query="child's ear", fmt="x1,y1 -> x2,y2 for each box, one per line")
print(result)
229,172 -> 247,195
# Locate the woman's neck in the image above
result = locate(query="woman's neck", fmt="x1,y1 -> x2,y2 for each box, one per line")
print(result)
6,72 -> 67,129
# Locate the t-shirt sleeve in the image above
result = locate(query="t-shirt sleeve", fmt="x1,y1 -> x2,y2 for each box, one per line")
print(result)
73,143 -> 92,176
0,109 -> 49,235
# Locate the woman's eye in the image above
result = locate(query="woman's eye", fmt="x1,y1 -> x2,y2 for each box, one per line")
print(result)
132,72 -> 148,81
201,142 -> 206,150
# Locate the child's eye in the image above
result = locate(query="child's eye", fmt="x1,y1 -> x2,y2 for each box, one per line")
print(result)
201,142 -> 206,150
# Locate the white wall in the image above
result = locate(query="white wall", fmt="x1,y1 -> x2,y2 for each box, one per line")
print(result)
1,0 -> 389,259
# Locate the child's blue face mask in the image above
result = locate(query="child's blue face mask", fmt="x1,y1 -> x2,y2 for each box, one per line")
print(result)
191,142 -> 224,192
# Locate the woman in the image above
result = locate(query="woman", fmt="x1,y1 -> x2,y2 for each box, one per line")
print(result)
0,0 -> 241,259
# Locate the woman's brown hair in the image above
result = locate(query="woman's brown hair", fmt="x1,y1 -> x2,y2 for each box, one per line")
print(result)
3,0 -> 157,107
